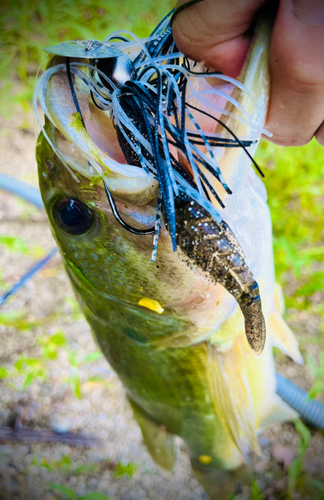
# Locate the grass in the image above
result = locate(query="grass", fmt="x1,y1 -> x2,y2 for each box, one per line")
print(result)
0,0 -> 174,118
256,140 -> 324,291
48,483 -> 110,500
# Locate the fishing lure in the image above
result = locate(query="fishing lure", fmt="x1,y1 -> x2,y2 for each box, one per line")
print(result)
34,8 -> 268,354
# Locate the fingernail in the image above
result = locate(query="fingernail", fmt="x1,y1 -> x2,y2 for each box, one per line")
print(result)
293,0 -> 324,26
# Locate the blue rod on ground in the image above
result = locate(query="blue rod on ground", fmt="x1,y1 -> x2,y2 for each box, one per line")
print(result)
0,174 -> 44,209
276,373 -> 324,430
0,175 -> 58,306
0,247 -> 59,307
1,175 -> 324,429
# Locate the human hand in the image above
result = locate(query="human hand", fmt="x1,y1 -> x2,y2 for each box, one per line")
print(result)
172,0 -> 324,146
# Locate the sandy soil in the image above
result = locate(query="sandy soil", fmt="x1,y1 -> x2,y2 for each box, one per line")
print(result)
0,111 -> 323,500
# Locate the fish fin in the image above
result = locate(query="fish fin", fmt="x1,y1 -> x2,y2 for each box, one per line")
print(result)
258,394 -> 298,432
273,282 -> 285,315
128,399 -> 176,471
269,310 -> 303,364
269,282 -> 302,364
191,459 -> 252,500
207,340 -> 259,457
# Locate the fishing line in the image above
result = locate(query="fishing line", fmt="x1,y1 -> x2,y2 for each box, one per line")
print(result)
186,102 -> 264,177
66,58 -> 86,130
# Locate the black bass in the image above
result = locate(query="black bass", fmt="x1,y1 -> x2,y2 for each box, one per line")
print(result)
35,11 -> 301,499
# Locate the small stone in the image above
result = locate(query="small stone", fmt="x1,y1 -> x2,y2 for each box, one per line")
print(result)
28,465 -> 40,476
69,476 -> 78,487
98,479 -> 110,492
51,415 -> 72,433
87,478 -> 98,489
76,480 -> 86,497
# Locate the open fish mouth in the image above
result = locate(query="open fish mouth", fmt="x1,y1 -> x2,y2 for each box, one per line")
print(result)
34,10 -> 271,354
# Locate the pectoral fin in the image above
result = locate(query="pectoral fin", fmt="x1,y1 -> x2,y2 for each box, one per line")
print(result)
206,340 -> 259,457
129,399 -> 176,471
269,283 -> 302,364
269,310 -> 303,364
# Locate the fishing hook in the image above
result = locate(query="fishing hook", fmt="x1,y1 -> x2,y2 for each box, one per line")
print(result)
103,181 -> 155,235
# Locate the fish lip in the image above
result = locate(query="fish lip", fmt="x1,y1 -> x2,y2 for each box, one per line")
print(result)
40,65 -> 159,204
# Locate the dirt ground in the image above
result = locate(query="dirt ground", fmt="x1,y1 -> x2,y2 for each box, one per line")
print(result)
0,111 -> 323,500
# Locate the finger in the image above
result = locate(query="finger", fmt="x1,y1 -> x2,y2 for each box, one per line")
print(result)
314,121 -> 324,146
266,0 -> 324,145
172,0 -> 266,77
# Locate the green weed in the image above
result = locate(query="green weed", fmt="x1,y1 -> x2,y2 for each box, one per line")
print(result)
0,235 -> 45,258
256,139 -> 324,310
114,461 -> 138,479
7,354 -> 47,390
37,330 -> 67,360
48,483 -> 110,500
307,352 -> 324,400
0,310 -> 40,330
31,454 -> 99,475
250,480 -> 263,500
287,420 -> 312,498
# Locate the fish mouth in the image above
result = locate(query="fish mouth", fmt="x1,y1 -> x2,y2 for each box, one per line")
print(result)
37,58 -> 159,206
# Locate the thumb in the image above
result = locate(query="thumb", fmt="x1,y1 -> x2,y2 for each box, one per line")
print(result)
172,0 -> 266,77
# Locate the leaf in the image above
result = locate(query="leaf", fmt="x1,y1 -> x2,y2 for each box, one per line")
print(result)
81,493 -> 110,500
66,375 -> 82,400
82,351 -> 102,363
21,372 -> 37,390
67,350 -> 79,368
47,483 -> 77,499
0,311 -> 37,330
0,235 -> 30,254
308,379 -> 324,400
14,356 -> 25,373
114,461 -> 138,479
74,463 -> 98,474
50,331 -> 67,346
251,480 -> 263,500
295,419 -> 311,444
0,367 -> 10,379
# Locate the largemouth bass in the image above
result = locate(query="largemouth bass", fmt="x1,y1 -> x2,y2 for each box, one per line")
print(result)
35,11 -> 302,499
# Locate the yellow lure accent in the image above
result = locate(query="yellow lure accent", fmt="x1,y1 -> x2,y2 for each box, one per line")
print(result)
138,298 -> 164,314
199,455 -> 213,465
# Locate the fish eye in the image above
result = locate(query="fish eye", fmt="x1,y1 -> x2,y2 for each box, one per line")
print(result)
53,198 -> 93,235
